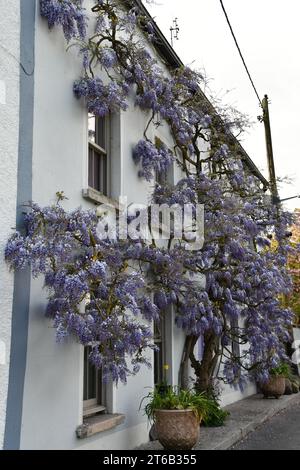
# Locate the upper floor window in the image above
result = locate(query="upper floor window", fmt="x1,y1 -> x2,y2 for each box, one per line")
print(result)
154,136 -> 173,187
88,114 -> 109,196
155,167 -> 168,187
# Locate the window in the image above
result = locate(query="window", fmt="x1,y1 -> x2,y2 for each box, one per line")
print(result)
88,114 -> 109,195
153,315 -> 166,386
155,167 -> 168,187
154,136 -> 173,187
154,141 -> 176,238
83,346 -> 106,417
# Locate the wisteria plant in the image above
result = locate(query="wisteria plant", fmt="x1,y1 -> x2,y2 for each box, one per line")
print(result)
5,0 -> 297,390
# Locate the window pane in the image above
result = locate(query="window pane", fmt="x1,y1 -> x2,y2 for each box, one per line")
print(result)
83,347 -> 97,401
154,320 -> 162,340
97,368 -> 103,405
101,153 -> 108,195
88,361 -> 97,400
94,152 -> 100,192
88,147 -> 94,189
154,346 -> 163,385
83,347 -> 88,401
154,315 -> 165,385
88,114 -> 96,143
155,168 -> 167,186
88,150 -> 107,195
96,116 -> 106,149
88,114 -> 108,196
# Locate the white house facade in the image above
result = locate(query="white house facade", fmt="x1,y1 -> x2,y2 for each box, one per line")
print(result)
0,0 -> 269,450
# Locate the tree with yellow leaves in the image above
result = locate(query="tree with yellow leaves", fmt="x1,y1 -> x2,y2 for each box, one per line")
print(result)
287,210 -> 300,326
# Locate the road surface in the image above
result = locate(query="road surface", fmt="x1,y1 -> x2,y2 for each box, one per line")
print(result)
232,400 -> 300,450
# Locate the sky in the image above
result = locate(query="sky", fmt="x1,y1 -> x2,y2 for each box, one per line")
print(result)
146,0 -> 300,211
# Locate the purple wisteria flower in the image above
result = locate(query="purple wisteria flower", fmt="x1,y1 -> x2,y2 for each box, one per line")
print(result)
73,77 -> 128,116
98,48 -> 118,69
133,139 -> 174,181
40,0 -> 87,42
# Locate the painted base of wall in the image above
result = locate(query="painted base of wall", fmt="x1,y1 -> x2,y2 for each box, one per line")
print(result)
220,383 -> 257,408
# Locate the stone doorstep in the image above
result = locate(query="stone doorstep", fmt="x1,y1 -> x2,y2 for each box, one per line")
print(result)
76,413 -> 125,439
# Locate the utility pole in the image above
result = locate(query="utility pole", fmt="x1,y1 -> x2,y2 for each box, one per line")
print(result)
170,18 -> 179,47
261,94 -> 279,203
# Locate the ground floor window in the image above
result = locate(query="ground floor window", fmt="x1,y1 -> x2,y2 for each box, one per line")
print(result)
83,347 -> 106,417
154,314 -> 166,386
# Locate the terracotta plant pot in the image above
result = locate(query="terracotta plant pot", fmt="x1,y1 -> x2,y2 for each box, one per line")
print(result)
260,376 -> 286,399
154,409 -> 200,450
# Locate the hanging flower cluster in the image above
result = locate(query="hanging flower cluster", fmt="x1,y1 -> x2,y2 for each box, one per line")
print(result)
73,77 -> 129,116
133,139 -> 174,181
5,0 -> 296,388
40,0 -> 87,42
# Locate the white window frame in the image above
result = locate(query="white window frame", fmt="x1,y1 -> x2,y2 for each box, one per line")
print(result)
88,114 -> 111,197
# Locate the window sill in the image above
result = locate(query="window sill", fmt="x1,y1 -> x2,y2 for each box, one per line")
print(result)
76,414 -> 125,439
83,404 -> 106,418
82,188 -> 121,210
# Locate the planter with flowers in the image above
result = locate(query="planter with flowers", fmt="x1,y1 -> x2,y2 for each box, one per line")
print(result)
260,363 -> 291,399
141,386 -> 224,450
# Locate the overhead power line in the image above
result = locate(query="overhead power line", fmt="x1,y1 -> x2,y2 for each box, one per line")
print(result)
219,0 -> 262,107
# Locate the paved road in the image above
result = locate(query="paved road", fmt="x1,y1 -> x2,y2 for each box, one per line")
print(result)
232,401 -> 300,450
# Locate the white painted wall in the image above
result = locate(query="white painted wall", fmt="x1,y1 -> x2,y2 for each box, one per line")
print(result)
0,0 -> 20,449
293,328 -> 300,375
19,3 -> 171,450
20,6 -> 101,449
18,0 -> 257,450
220,383 -> 257,408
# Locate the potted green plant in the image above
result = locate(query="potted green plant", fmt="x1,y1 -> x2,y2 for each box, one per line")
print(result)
141,386 -> 212,450
260,363 -> 291,399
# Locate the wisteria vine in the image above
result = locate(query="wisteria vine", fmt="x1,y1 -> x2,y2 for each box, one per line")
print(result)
5,0 -> 297,387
